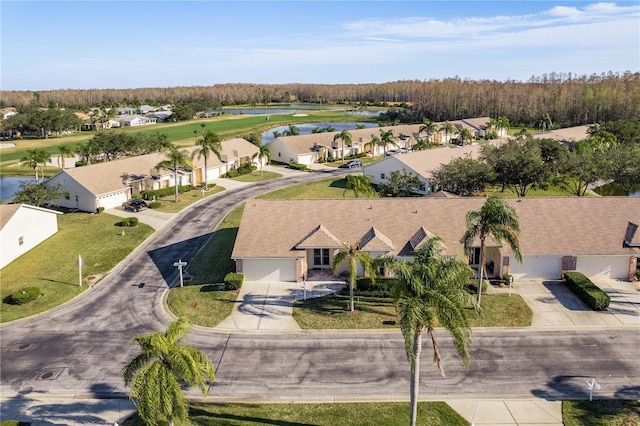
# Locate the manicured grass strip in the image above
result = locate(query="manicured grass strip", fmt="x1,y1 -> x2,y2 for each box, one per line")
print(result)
468,294 -> 533,327
293,294 -> 532,329
562,400 -> 640,426
479,184 -> 588,197
0,212 -> 154,323
166,284 -> 238,327
151,185 -> 225,213
259,177 -> 366,199
229,170 -> 282,182
186,204 -> 245,284
122,401 -> 468,426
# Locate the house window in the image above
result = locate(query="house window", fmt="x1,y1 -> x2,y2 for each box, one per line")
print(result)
18,236 -> 24,246
313,248 -> 330,266
380,173 -> 386,180
470,247 -> 481,265
64,192 -> 70,200
278,152 -> 281,158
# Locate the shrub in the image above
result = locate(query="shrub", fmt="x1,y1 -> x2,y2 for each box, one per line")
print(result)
96,207 -> 105,213
223,169 -> 239,178
467,279 -> 489,294
287,162 -> 309,171
115,217 -> 139,227
636,269 -> 640,281
564,272 -> 610,310
503,274 -> 514,286
147,202 -> 162,209
342,277 -> 399,297
224,273 -> 244,290
140,185 -> 194,200
10,287 -> 41,305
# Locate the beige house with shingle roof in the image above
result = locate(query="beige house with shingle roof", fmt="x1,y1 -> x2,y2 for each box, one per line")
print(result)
0,204 -> 62,269
45,138 -> 260,212
232,197 -> 640,282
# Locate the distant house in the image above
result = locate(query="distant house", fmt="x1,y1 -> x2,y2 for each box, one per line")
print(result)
532,125 -> 590,147
0,107 -> 17,120
145,111 -> 173,122
114,107 -> 136,115
232,198 -> 640,282
113,115 -> 157,127
45,138 -> 261,212
363,140 -> 506,195
0,204 -> 62,269
137,105 -> 156,115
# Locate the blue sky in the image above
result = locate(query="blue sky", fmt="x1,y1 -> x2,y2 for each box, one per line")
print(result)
2,1 -> 639,91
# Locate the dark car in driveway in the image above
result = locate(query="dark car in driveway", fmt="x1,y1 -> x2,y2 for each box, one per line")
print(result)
339,160 -> 363,168
122,199 -> 147,212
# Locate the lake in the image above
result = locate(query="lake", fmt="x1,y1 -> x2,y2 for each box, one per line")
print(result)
261,122 -> 380,144
0,176 -> 38,202
593,182 -> 640,197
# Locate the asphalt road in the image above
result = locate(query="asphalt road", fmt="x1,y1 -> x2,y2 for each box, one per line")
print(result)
1,168 -> 639,402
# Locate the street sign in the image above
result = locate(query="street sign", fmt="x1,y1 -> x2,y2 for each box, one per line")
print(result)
174,260 -> 187,287
174,261 -> 187,268
584,378 -> 601,401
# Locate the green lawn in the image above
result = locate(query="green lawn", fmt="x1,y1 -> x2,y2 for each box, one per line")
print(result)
293,293 -> 532,329
150,185 -> 225,213
562,400 -> 640,426
479,183 -> 587,197
0,212 -> 154,323
229,170 -> 282,182
121,401 -> 468,426
259,177 -> 373,199
166,284 -> 238,327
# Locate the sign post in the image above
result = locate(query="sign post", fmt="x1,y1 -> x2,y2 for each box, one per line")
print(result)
77,255 -> 84,287
584,378 -> 601,401
174,260 -> 188,287
508,275 -> 514,296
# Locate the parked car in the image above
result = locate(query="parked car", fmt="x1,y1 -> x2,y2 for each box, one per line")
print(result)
339,160 -> 363,168
122,199 -> 147,212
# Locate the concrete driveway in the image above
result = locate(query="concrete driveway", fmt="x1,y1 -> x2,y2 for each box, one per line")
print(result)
512,279 -> 640,327
105,206 -> 174,230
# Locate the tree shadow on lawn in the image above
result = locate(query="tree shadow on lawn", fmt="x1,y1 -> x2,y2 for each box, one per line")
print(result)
189,404 -> 318,426
147,233 -> 213,286
37,277 -> 77,287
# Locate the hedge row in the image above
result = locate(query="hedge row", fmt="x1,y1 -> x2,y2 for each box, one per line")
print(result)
287,162 -> 309,171
116,217 -> 139,227
339,277 -> 399,297
563,272 -> 610,310
140,184 -> 195,199
224,273 -> 244,290
222,162 -> 256,178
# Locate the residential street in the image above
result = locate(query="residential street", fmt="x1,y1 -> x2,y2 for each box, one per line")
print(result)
1,168 -> 639,424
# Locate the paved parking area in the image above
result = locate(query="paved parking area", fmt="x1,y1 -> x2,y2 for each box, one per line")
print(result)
513,279 -> 640,328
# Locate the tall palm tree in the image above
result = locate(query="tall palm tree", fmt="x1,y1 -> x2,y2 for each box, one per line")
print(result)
157,144 -> 195,203
254,143 -> 271,175
463,197 -> 523,305
459,128 -> 473,146
539,113 -> 553,133
57,145 -> 74,169
20,149 -> 51,182
343,174 -> 375,198
496,116 -> 511,136
370,134 -> 384,159
332,241 -> 376,312
379,128 -> 397,156
390,236 -> 475,426
333,130 -> 352,164
192,130 -> 222,190
122,317 -> 215,426
272,130 -> 283,139
439,121 -> 456,145
418,119 -> 437,141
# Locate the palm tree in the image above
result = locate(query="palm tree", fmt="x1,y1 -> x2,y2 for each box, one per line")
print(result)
333,130 -> 352,164
157,144 -> 195,203
390,236 -> 475,426
254,143 -> 271,175
20,149 -> 51,182
538,113 -> 553,133
57,145 -> 74,169
463,197 -> 523,305
439,121 -> 456,145
379,128 -> 397,157
412,137 -> 435,151
283,124 -> 300,136
192,130 -> 222,190
332,241 -> 376,312
459,128 -> 473,145
272,130 -> 283,139
122,317 -> 215,426
496,116 -> 511,136
343,174 -> 375,198
370,134 -> 384,159
418,119 -> 437,141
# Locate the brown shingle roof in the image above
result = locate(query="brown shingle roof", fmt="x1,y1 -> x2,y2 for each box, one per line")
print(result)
232,197 -> 640,259
0,204 -> 21,230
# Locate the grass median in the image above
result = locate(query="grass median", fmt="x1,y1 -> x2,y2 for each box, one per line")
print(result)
0,212 -> 154,323
122,401 -> 468,426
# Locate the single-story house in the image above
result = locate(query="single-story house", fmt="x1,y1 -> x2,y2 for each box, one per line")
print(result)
45,138 -> 261,212
363,139 -> 506,195
231,197 -> 640,282
0,204 -> 62,269
532,125 -> 590,146
113,115 -> 157,127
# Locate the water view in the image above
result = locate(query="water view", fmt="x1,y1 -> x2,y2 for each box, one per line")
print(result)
0,176 -> 37,202
261,122 -> 380,144
593,182 -> 640,197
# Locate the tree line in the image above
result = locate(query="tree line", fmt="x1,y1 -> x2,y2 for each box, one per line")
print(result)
1,73 -> 638,128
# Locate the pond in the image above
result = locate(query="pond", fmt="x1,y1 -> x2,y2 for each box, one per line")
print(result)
593,182 -> 640,197
0,176 -> 38,202
261,122 -> 380,144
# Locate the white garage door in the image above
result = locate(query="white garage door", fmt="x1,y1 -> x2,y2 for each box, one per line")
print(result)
576,256 -> 630,279
97,192 -> 129,210
242,258 -> 297,282
509,255 -> 562,279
